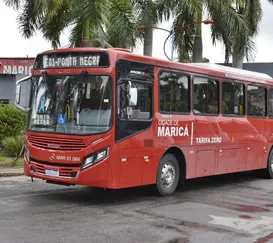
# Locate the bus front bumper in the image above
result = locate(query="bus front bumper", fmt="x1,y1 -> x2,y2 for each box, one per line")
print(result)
24,157 -> 111,188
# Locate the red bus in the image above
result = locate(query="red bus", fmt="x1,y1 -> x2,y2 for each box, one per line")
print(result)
15,47 -> 273,196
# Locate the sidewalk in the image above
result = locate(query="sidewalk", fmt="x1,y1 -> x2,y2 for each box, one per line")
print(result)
0,166 -> 24,177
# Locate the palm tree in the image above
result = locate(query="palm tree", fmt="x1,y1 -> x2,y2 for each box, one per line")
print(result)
159,0 -> 261,66
3,0 -> 138,49
160,0 -> 273,68
132,0 -> 159,56
4,0 -> 160,56
210,0 -> 273,68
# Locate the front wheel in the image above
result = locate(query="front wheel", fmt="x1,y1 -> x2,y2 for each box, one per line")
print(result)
156,154 -> 179,196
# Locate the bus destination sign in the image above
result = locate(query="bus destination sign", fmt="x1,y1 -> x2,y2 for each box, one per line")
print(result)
33,51 -> 110,69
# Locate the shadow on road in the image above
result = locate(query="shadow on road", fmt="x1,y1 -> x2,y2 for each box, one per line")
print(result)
29,171 -> 262,206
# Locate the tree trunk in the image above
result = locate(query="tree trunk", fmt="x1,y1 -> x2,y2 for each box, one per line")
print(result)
192,36 -> 202,62
143,28 -> 153,56
81,18 -> 91,47
192,4 -> 203,63
232,55 -> 243,69
143,18 -> 153,56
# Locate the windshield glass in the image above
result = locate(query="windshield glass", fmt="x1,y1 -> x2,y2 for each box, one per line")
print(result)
28,74 -> 112,135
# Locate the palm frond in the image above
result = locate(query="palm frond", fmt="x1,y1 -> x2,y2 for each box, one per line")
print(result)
132,0 -> 158,25
68,19 -> 84,47
172,9 -> 196,62
3,0 -> 20,10
107,0 -> 136,48
16,0 -> 45,38
243,0 -> 262,35
72,0 -> 107,29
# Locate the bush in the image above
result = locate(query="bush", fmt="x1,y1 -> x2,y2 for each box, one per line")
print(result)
0,103 -> 26,143
2,135 -> 24,158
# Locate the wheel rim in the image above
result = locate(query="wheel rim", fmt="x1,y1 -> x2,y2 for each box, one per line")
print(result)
161,162 -> 176,188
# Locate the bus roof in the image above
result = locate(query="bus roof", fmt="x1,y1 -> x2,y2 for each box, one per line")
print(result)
109,48 -> 273,83
186,63 -> 273,81
36,47 -> 273,83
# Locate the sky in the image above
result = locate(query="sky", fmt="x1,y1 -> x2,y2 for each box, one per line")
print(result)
0,0 -> 273,64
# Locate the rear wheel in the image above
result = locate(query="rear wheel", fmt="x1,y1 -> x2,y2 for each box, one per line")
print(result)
256,148 -> 273,179
156,154 -> 179,196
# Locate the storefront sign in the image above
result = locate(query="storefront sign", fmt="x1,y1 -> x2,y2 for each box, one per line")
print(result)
0,58 -> 34,76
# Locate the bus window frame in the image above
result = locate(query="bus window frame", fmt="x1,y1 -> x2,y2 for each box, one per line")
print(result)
267,87 -> 273,119
192,75 -> 220,117
221,79 -> 246,118
26,73 -> 115,136
158,69 -> 191,115
246,83 -> 267,119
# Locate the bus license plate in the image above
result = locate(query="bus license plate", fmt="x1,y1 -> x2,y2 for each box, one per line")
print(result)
45,168 -> 59,177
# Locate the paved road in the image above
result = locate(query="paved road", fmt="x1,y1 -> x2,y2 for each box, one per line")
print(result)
1,172 -> 273,243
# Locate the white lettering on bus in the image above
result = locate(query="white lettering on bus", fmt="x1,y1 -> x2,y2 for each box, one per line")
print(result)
157,126 -> 189,137
42,55 -> 100,68
80,56 -> 100,66
157,119 -> 189,137
196,137 -> 222,144
55,155 -> 81,162
225,73 -> 266,84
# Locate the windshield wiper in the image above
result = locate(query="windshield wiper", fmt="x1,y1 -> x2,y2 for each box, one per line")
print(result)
65,70 -> 88,100
76,70 -> 88,82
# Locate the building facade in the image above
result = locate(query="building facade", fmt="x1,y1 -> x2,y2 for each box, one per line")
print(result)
0,57 -> 34,104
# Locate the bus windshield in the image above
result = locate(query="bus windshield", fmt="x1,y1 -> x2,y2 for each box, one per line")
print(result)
28,74 -> 112,135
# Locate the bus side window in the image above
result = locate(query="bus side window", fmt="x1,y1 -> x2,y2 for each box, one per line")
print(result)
159,71 -> 190,113
193,76 -> 219,115
118,82 -> 152,120
247,85 -> 267,117
222,81 -> 245,116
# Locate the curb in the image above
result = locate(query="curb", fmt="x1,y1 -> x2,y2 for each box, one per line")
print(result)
0,172 -> 24,177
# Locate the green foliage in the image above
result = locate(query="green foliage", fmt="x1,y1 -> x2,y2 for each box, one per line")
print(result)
0,103 -> 26,143
202,57 -> 210,63
2,135 -> 24,158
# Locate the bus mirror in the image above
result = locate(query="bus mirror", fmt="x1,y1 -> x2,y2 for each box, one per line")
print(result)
129,87 -> 138,106
15,76 -> 32,113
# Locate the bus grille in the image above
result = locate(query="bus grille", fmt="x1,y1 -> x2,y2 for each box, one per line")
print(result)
34,163 -> 78,178
29,135 -> 88,151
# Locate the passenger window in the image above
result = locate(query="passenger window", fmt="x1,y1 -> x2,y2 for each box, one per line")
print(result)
247,85 -> 266,117
159,71 -> 190,113
119,82 -> 152,120
268,89 -> 273,118
222,82 -> 245,116
193,77 -> 219,115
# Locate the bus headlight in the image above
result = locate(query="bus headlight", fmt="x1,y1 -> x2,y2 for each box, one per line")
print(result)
82,147 -> 110,170
25,148 -> 30,163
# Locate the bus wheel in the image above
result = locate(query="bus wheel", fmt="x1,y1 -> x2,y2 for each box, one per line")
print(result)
156,154 -> 179,196
257,149 -> 273,179
264,149 -> 273,179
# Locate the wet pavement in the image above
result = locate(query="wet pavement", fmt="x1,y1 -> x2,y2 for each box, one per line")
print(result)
1,172 -> 273,243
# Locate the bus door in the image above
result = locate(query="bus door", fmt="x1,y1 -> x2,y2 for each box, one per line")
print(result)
217,81 -> 248,174
193,76 -> 220,177
115,60 -> 154,188
246,84 -> 267,170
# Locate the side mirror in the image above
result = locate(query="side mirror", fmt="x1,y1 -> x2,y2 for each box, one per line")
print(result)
128,81 -> 138,106
15,76 -> 32,113
129,87 -> 138,106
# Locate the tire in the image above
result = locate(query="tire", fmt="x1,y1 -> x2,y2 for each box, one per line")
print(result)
156,154 -> 180,196
256,148 -> 273,179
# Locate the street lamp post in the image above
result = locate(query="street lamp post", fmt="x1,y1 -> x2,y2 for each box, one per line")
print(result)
137,19 -> 214,61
